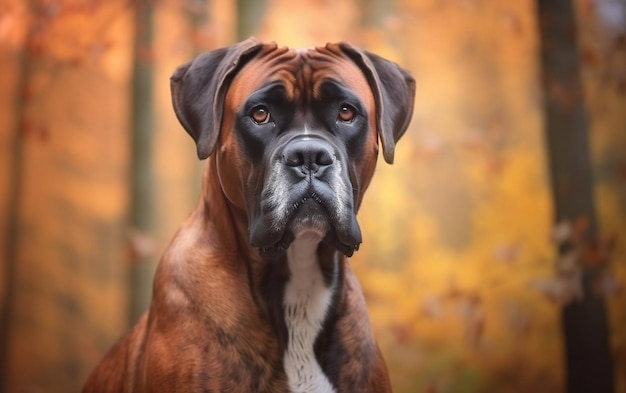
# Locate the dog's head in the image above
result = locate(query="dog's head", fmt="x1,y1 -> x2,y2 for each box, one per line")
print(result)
171,38 -> 415,258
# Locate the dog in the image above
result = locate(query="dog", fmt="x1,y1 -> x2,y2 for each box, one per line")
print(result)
82,38 -> 415,393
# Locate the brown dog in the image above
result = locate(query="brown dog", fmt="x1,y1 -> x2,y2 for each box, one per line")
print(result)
83,38 -> 415,393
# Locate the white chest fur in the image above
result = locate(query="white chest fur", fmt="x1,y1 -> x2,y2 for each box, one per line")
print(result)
283,232 -> 336,393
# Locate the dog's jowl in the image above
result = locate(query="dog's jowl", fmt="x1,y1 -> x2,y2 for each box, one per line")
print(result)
83,38 -> 415,393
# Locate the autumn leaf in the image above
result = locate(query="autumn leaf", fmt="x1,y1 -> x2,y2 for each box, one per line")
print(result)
551,220 -> 573,244
530,275 -> 583,305
592,270 -> 622,297
127,227 -> 157,262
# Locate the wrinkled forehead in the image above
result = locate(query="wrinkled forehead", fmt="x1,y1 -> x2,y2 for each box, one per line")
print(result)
226,44 -> 374,109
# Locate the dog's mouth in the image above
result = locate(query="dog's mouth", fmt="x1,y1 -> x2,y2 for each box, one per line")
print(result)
249,189 -> 362,259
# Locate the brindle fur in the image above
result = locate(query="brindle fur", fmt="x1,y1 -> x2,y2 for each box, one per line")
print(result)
83,38 -> 415,393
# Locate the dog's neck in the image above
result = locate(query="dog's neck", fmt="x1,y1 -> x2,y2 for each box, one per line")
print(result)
200,159 -> 256,258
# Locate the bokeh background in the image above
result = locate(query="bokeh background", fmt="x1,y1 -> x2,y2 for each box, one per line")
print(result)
1,0 -> 625,392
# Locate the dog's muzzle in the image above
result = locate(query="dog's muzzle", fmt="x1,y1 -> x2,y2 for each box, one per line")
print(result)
249,134 -> 362,258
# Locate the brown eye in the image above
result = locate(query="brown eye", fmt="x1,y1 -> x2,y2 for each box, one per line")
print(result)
338,105 -> 355,123
251,106 -> 270,124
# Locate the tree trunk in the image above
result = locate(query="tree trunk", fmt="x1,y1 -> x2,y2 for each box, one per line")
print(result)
0,3 -> 32,391
537,1 -> 614,392
130,0 -> 157,324
236,0 -> 267,40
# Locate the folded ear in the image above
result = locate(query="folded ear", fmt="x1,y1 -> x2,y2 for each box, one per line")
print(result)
170,38 -> 265,159
338,43 -> 416,164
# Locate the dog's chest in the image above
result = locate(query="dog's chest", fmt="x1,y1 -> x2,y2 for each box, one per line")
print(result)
283,234 -> 336,393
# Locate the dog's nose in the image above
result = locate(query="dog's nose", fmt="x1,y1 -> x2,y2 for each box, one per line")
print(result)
283,139 -> 335,174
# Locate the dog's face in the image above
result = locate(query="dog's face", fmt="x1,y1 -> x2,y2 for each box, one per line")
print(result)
223,45 -> 379,257
171,39 -> 415,258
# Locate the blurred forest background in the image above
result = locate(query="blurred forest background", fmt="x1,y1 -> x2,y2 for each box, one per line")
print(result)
0,0 -> 625,392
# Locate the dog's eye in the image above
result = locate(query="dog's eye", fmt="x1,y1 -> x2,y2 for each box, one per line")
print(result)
251,106 -> 271,124
338,105 -> 356,123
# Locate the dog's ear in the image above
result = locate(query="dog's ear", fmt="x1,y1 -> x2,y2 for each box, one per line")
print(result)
338,43 -> 416,164
170,38 -> 265,159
